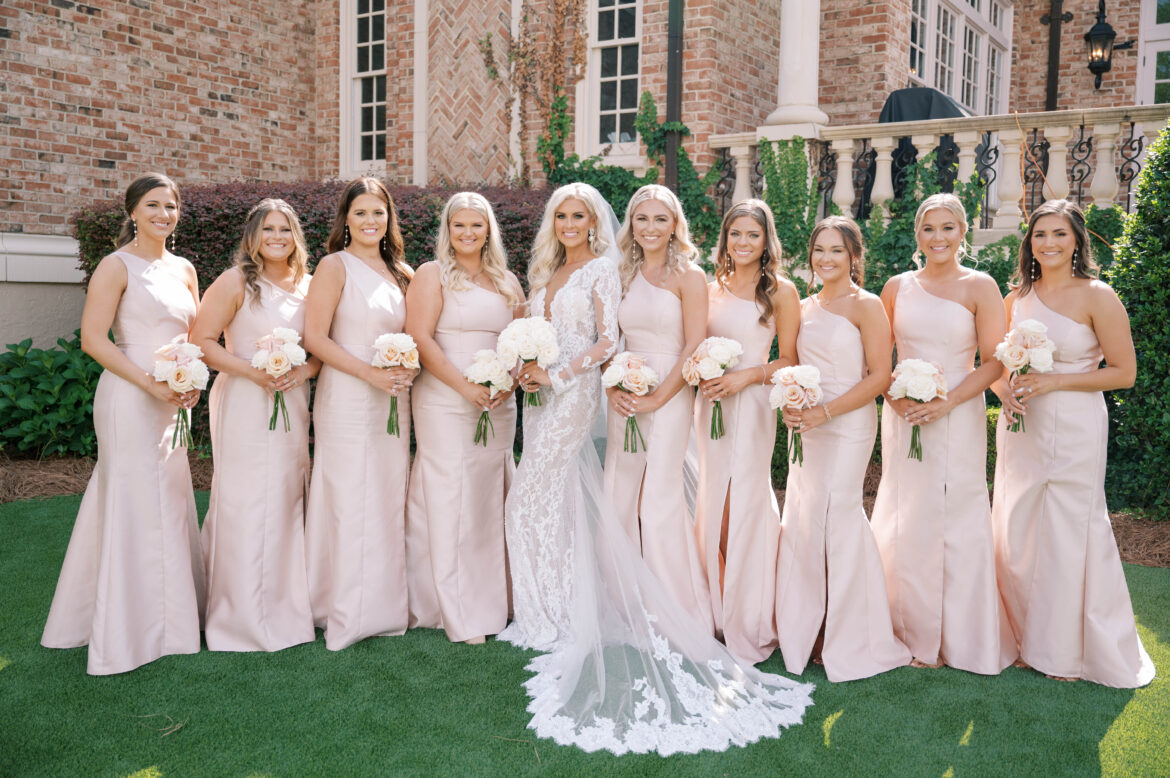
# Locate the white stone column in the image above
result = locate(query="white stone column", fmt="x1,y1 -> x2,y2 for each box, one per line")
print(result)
1090,123 -> 1121,207
955,131 -> 981,183
831,139 -> 856,215
1043,125 -> 1072,201
993,128 -> 1024,229
760,0 -> 829,139
730,145 -> 754,204
870,136 -> 897,220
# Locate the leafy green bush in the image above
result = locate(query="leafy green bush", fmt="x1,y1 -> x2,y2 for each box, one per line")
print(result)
986,406 -> 999,488
758,137 -> 823,294
1084,202 -> 1127,272
0,333 -> 103,458
973,232 -> 1021,296
1104,121 -> 1170,518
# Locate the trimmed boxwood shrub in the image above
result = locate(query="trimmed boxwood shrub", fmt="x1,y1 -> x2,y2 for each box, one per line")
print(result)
1104,121 -> 1170,518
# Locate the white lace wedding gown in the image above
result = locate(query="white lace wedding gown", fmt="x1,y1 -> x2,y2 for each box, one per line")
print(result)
500,255 -> 814,756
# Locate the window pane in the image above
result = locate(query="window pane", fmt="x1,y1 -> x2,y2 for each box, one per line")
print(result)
600,81 -> 617,110
359,0 -> 368,15
375,75 -> 385,102
1159,0 -> 1170,25
621,44 -> 638,75
362,106 -> 372,132
375,104 -> 385,131
620,78 -> 637,109
1158,51 -> 1170,80
1155,82 -> 1170,104
601,47 -> 618,78
619,112 -> 635,142
375,134 -> 385,160
599,11 -> 615,41
361,76 -> 373,103
361,135 -> 373,161
373,15 -> 384,42
372,0 -> 384,12
600,114 -> 616,144
358,47 -> 369,73
372,44 -> 384,71
618,7 -> 635,38
599,0 -> 614,6
358,16 -> 369,44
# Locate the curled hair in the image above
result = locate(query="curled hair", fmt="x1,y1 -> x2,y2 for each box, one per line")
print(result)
233,199 -> 310,306
115,173 -> 181,249
434,192 -> 520,307
912,193 -> 970,267
713,199 -> 784,325
528,183 -> 613,293
326,177 -> 411,292
808,215 -> 866,287
1013,199 -> 1098,296
615,184 -> 698,293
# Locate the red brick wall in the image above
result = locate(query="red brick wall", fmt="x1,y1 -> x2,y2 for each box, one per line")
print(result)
313,0 -> 342,180
383,0 -> 416,182
1,0 -> 323,237
819,0 -> 912,126
1008,0 -> 1140,113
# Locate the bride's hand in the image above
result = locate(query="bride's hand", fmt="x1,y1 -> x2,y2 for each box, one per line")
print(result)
519,364 -> 551,392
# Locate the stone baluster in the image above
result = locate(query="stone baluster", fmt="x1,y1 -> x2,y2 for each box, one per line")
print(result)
1090,123 -> 1121,207
831,139 -> 856,215
1043,125 -> 1072,200
729,144 -> 754,205
870,136 -> 897,220
955,130 -> 981,183
993,128 -> 1024,229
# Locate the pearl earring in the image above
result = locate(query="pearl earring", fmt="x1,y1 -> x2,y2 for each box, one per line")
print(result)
345,225 -> 350,246
1031,259 -> 1039,281
131,219 -> 138,247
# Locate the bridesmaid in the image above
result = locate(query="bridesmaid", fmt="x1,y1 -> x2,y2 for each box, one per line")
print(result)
693,199 -> 800,663
303,177 -> 416,651
870,193 -> 1015,674
992,199 -> 1154,687
604,184 -> 712,629
404,192 -> 524,645
42,173 -> 206,674
774,215 -> 911,682
191,199 -> 320,652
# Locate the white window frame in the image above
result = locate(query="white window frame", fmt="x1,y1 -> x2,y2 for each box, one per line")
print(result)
907,0 -> 1012,116
1138,0 -> 1170,104
339,0 -> 388,179
574,0 -> 647,169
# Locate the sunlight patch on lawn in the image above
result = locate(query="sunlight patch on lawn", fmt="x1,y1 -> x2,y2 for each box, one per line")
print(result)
822,709 -> 843,748
0,656 -> 10,672
1097,623 -> 1168,777
959,720 -> 973,746
123,768 -> 162,778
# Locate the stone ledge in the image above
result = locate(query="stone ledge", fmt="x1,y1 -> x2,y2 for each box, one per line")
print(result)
0,233 -> 84,284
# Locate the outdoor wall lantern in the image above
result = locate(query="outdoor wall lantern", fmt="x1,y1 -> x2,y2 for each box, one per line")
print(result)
1084,0 -> 1135,89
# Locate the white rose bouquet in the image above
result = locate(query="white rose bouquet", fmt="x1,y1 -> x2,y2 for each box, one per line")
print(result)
683,337 -> 743,440
462,349 -> 514,446
371,332 -> 419,436
601,352 -> 661,453
251,327 -> 307,432
152,339 -> 210,449
888,358 -> 948,461
768,365 -> 823,466
994,318 -> 1056,433
497,317 -> 559,407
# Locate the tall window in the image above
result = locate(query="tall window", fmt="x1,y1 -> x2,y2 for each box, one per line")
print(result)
908,0 -> 1011,115
595,0 -> 640,147
355,0 -> 386,164
1139,0 -> 1170,104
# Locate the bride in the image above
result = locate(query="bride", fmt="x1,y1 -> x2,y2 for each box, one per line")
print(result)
500,183 -> 813,756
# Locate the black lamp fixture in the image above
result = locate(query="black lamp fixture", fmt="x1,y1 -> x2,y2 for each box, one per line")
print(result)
1084,0 -> 1136,90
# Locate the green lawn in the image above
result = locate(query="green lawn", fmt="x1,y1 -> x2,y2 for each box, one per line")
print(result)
1,494 -> 1166,777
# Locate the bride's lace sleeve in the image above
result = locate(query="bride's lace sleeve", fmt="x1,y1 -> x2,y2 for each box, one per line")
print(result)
549,259 -> 621,394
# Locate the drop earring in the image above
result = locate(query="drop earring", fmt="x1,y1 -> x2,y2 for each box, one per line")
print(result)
588,227 -> 595,243
1031,259 -> 1039,281
168,227 -> 175,253
381,234 -> 387,254
1071,249 -> 1079,277
131,219 -> 138,247
344,225 -> 351,246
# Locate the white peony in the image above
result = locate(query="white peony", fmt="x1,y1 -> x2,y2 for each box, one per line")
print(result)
1027,347 -> 1054,373
273,327 -> 301,345
791,364 -> 821,389
905,373 -> 939,402
1013,318 -> 1049,347
601,363 -> 626,388
697,356 -> 723,381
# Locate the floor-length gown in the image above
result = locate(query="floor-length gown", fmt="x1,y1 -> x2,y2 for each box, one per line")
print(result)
202,276 -> 315,652
992,291 -> 1154,688
693,286 -> 781,663
406,282 -> 515,642
775,296 -> 911,682
500,256 -> 813,756
870,274 -> 1014,674
305,251 -> 410,651
602,271 -> 711,630
41,251 -> 206,675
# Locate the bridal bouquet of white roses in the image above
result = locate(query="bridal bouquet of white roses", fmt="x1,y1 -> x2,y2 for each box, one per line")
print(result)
994,318 -> 1056,433
888,358 -> 948,461
251,327 -> 307,432
497,317 -> 559,407
769,365 -> 823,466
601,352 -> 660,453
462,349 -> 514,446
371,332 -> 419,436
682,336 -> 744,440
152,339 -> 210,450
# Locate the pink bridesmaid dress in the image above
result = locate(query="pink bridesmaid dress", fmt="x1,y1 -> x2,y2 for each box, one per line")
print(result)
693,286 -> 780,663
405,282 -> 515,642
603,271 -> 711,629
305,251 -> 411,651
870,274 -> 1015,674
202,276 -> 315,652
41,251 -> 206,675
775,296 -> 911,682
992,291 -> 1154,688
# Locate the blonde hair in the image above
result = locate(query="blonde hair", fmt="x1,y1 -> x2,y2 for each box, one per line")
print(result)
713,199 -> 785,325
912,193 -> 970,267
615,184 -> 698,293
434,192 -> 521,307
528,183 -> 613,293
234,198 -> 310,306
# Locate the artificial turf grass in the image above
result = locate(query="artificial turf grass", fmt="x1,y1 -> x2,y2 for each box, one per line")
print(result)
0,494 -> 1165,777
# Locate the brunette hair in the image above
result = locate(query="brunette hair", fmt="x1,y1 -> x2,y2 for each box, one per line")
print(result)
1013,199 -> 1098,296
808,215 -> 866,287
115,173 -> 180,249
326,177 -> 411,292
713,199 -> 785,325
234,199 -> 310,305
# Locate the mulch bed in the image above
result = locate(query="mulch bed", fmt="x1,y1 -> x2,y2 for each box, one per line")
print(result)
3,453 -> 1168,568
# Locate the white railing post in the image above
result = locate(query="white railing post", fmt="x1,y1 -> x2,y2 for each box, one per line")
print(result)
831,139 -> 856,215
1090,123 -> 1121,207
993,128 -> 1024,229
730,145 -> 754,205
955,130 -> 980,183
871,136 -> 897,220
1043,125 -> 1072,201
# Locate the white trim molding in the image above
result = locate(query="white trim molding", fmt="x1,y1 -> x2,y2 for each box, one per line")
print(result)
0,233 -> 84,284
